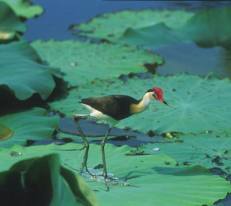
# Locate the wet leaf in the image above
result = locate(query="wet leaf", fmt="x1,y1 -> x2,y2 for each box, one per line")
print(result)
0,2 -> 26,42
32,40 -> 163,86
0,0 -> 43,19
119,7 -> 231,49
71,10 -> 193,41
0,108 -> 58,147
0,153 -> 97,206
146,134 -> 231,174
183,7 -> 231,48
0,41 -> 56,100
50,74 -> 231,134
0,143 -> 229,206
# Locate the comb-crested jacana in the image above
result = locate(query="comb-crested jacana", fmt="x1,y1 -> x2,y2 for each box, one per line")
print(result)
75,87 -> 168,188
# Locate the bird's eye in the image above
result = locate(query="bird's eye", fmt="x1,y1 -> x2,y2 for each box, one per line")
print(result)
152,93 -> 157,99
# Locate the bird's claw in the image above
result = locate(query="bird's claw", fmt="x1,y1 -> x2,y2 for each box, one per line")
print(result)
80,166 -> 97,178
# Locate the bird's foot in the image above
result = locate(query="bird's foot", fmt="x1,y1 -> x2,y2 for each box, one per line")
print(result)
80,166 -> 97,179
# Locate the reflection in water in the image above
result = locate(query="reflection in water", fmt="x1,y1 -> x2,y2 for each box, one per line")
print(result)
58,117 -> 160,147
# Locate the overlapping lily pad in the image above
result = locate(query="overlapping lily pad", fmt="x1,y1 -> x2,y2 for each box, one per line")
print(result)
146,134 -> 231,174
32,40 -> 163,86
0,41 -> 56,100
119,7 -> 231,49
0,2 -> 26,41
71,10 -> 193,41
0,143 -> 229,206
50,74 -> 231,134
73,7 -> 231,50
0,153 -> 97,206
0,108 -> 58,147
183,7 -> 231,48
0,0 -> 43,19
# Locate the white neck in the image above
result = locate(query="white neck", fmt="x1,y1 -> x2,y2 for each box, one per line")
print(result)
130,92 -> 152,114
139,92 -> 152,107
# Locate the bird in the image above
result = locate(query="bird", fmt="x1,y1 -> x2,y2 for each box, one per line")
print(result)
74,87 -> 168,189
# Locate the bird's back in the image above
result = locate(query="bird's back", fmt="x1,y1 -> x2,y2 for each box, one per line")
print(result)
81,95 -> 139,120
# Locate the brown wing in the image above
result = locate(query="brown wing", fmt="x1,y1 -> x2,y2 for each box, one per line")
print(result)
81,95 -> 138,120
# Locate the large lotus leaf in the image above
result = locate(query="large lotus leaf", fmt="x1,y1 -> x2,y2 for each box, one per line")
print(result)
0,41 -> 56,100
0,2 -> 26,41
31,40 -> 163,86
119,7 -> 231,49
0,108 -> 58,147
146,134 -> 231,174
72,10 -> 193,41
119,22 -> 187,49
0,143 -> 230,206
50,74 -> 231,134
183,7 -> 231,48
0,0 -> 43,19
0,153 -> 96,206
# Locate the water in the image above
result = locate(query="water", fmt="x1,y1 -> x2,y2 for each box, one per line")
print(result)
156,42 -> 231,77
25,0 -> 231,40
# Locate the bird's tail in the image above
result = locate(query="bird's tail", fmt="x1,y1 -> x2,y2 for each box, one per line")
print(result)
73,114 -> 89,121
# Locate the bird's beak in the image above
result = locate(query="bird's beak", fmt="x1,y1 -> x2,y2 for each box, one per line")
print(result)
163,100 -> 169,106
163,100 -> 175,108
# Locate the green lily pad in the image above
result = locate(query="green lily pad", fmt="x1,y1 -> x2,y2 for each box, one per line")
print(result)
119,22 -> 187,49
183,7 -> 231,48
0,0 -> 43,19
50,74 -> 231,134
0,143 -> 229,206
0,41 -> 56,100
119,7 -> 231,49
72,9 -> 193,41
31,40 -> 163,86
0,153 -> 97,206
146,134 -> 231,174
0,108 -> 58,147
0,2 -> 26,42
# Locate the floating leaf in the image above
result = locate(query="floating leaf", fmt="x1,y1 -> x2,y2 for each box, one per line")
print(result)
0,143 -> 229,206
0,108 -> 58,147
32,40 -> 163,86
0,124 -> 13,140
0,0 -> 43,19
146,134 -> 231,174
0,154 -> 97,206
119,22 -> 187,49
119,7 -> 231,49
71,10 -> 193,41
0,2 -> 26,42
0,41 -> 56,100
182,7 -> 231,48
50,74 -> 231,134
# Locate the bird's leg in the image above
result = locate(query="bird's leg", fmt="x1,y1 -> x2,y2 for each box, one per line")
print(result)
75,118 -> 94,176
101,126 -> 112,191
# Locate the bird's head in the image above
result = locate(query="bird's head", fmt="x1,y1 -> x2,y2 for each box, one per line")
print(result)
147,87 -> 169,105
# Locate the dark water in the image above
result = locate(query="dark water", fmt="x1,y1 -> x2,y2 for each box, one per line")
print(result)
25,0 -> 231,40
